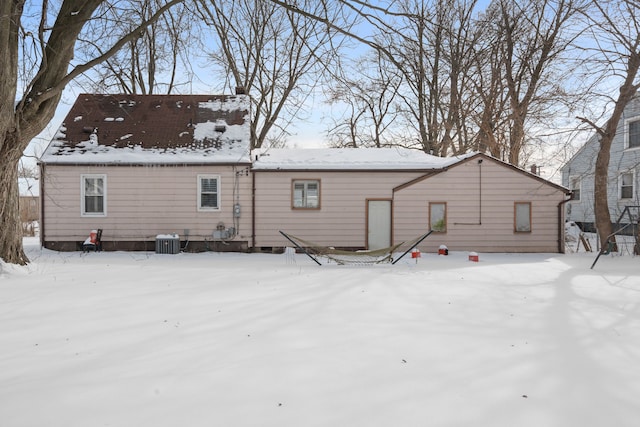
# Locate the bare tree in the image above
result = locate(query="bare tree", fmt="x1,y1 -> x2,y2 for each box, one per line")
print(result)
198,0 -> 346,149
326,51 -> 402,148
76,0 -> 197,94
475,0 -> 583,166
321,0 -> 481,155
270,0 -> 583,164
576,0 -> 640,250
0,0 -> 185,265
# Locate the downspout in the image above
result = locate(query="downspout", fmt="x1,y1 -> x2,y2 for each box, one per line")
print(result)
557,194 -> 573,253
251,165 -> 256,250
39,163 -> 45,248
478,158 -> 482,225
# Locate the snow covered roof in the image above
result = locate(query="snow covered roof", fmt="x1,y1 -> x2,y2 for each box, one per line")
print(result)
40,94 -> 251,165
252,148 -> 476,171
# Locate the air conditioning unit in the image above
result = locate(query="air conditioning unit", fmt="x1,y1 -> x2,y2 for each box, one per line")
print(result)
156,234 -> 180,254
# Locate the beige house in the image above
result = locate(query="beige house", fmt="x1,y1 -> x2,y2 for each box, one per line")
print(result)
39,93 -> 570,254
252,149 -> 571,253
39,93 -> 252,252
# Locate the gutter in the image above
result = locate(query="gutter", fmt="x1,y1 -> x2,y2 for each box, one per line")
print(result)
251,168 -> 256,250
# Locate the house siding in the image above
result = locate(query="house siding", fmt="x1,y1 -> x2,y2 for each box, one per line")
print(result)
563,97 -> 640,227
253,171 -> 426,248
41,164 -> 252,250
394,158 -> 567,253
254,157 -> 568,253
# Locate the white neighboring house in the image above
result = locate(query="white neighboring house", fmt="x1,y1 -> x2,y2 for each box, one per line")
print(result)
561,97 -> 640,231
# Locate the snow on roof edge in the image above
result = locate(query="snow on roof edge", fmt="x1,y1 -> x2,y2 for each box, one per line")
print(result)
251,148 -> 477,171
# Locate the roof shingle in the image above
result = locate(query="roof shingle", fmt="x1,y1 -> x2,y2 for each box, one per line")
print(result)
40,93 -> 251,164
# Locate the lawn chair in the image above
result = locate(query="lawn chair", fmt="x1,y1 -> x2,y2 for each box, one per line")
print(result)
83,229 -> 102,252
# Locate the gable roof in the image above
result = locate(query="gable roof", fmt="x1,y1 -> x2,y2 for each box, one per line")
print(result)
393,152 -> 570,194
40,93 -> 251,165
252,147 -> 476,171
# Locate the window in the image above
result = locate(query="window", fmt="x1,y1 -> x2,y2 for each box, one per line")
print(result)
569,175 -> 581,201
429,202 -> 447,232
292,180 -> 320,209
514,202 -> 531,233
198,175 -> 220,211
81,174 -> 106,216
626,119 -> 640,149
620,171 -> 635,199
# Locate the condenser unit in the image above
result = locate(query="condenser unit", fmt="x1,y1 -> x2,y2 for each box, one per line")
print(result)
155,234 -> 180,254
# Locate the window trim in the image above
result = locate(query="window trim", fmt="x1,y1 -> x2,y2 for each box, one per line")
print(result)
514,202 -> 532,233
81,174 -> 107,217
291,179 -> 321,210
429,201 -> 447,233
625,118 -> 640,150
619,170 -> 635,200
197,174 -> 221,211
569,175 -> 581,202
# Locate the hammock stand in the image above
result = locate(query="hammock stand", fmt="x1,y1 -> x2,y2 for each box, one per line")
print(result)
279,230 -> 433,266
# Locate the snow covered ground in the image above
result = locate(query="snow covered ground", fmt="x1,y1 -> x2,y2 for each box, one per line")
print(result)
1,238 -> 640,427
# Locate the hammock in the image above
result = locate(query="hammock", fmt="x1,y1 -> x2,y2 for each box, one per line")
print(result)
279,230 -> 433,265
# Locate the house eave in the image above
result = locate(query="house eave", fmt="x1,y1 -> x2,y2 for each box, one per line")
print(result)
251,167 -> 443,173
39,160 -> 252,167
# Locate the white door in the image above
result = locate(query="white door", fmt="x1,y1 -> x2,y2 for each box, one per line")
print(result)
367,200 -> 392,250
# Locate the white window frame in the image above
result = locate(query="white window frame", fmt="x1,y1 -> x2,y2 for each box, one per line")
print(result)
81,174 -> 107,217
569,175 -> 581,201
514,202 -> 532,233
619,170 -> 635,200
625,118 -> 640,150
292,179 -> 320,209
198,174 -> 221,211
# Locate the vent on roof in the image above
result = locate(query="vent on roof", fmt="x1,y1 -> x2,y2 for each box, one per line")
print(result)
82,126 -> 94,133
215,125 -> 226,133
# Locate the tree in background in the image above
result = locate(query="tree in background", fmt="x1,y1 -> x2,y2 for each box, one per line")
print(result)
489,0 -> 582,166
576,0 -> 640,250
325,50 -> 402,148
198,0 -> 348,149
80,0 -> 197,94
0,0 -> 184,265
280,0 -> 581,165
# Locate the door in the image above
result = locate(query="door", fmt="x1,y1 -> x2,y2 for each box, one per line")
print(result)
367,200 -> 392,250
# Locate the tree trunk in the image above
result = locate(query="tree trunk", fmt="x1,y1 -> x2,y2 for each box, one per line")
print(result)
592,49 -> 640,251
0,0 -> 186,264
0,131 -> 28,265
593,136 -> 615,250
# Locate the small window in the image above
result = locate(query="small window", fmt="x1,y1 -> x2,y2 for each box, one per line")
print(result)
627,119 -> 640,149
620,171 -> 634,199
429,202 -> 447,232
292,180 -> 320,209
198,175 -> 220,210
81,174 -> 106,216
515,202 -> 531,233
569,175 -> 581,201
